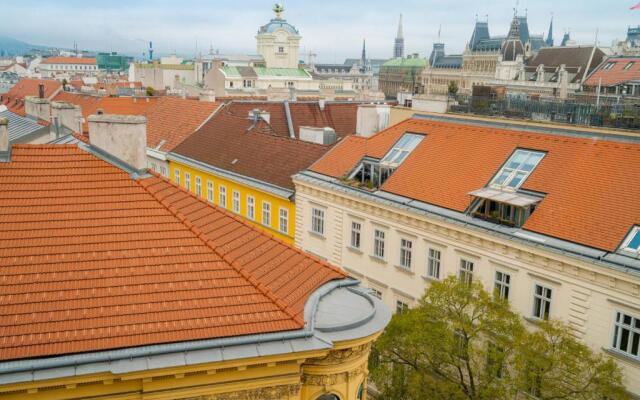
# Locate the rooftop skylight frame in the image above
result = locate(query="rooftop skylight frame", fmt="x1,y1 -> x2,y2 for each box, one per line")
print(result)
380,132 -> 425,168
489,149 -> 545,191
621,226 -> 640,255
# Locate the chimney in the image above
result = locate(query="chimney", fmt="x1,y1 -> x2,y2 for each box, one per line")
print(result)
199,88 -> 216,102
24,96 -> 50,121
38,83 -> 45,99
51,101 -> 81,134
88,114 -> 147,172
0,117 -> 9,162
299,126 -> 337,145
318,98 -> 326,111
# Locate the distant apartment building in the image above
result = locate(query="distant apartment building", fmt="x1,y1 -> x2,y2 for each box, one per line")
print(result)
294,114 -> 640,396
39,56 -> 98,78
583,56 -> 640,98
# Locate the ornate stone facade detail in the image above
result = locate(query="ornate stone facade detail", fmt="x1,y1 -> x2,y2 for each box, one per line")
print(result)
307,344 -> 371,366
302,364 -> 367,386
193,384 -> 301,400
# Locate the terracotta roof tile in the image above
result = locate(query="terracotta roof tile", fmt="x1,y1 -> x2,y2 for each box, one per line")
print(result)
584,56 -> 640,87
42,57 -> 97,65
0,144 -> 346,361
1,79 -> 62,116
310,118 -> 640,252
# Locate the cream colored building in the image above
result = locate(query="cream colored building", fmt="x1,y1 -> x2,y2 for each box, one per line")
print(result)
293,114 -> 640,397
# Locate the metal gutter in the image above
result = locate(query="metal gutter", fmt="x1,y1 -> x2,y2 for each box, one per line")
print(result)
0,278 -> 360,376
295,171 -> 640,276
167,152 -> 294,200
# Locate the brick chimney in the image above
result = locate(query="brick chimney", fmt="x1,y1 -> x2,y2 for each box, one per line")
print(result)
88,114 -> 147,172
38,83 -> 45,99
0,117 -> 9,162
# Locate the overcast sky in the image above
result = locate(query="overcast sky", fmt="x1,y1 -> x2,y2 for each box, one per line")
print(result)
1,0 -> 638,62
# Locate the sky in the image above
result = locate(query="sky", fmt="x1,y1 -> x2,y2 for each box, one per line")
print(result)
1,0 -> 638,62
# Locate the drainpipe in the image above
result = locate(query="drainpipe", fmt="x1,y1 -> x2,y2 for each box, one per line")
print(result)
284,100 -> 295,138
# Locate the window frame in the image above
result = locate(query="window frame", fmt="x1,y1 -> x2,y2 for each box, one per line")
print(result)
494,270 -> 511,301
350,221 -> 362,249
279,207 -> 288,234
219,185 -> 227,208
195,176 -> 202,197
399,238 -> 413,270
459,259 -> 474,285
246,195 -> 255,220
396,300 -> 409,314
621,226 -> 640,254
174,169 -> 181,185
184,172 -> 191,190
207,181 -> 214,202
426,247 -> 441,279
373,229 -> 386,260
311,207 -> 325,236
489,149 -> 545,191
262,201 -> 272,227
232,190 -> 240,213
611,310 -> 640,360
532,284 -> 552,321
380,133 -> 424,167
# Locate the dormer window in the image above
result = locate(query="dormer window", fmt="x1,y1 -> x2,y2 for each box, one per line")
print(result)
490,149 -> 545,191
621,226 -> 640,255
381,133 -> 424,168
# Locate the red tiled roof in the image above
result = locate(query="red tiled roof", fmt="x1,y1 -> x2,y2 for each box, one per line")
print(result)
171,101 -> 359,190
0,144 -> 346,361
146,97 -> 220,152
584,57 -> 640,87
310,118 -> 640,252
1,79 -> 62,116
42,57 -> 97,65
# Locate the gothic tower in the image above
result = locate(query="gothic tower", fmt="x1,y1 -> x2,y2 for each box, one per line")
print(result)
394,14 -> 405,58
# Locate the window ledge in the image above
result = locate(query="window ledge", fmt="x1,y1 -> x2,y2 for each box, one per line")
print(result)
422,275 -> 440,282
347,246 -> 363,255
308,231 -> 326,240
602,348 -> 640,366
523,316 -> 545,325
394,265 -> 415,276
369,255 -> 387,265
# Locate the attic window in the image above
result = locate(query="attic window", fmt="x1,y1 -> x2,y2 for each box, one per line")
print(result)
622,227 -> 640,254
603,62 -> 616,71
381,133 -> 424,167
624,62 -> 635,71
490,149 -> 545,191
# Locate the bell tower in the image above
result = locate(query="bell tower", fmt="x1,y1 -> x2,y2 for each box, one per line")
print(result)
256,3 -> 302,69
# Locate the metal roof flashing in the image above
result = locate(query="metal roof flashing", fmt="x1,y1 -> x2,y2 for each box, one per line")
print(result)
0,278 -> 390,384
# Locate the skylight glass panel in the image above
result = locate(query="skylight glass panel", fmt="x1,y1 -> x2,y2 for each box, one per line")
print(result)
381,133 -> 424,167
623,227 -> 640,253
490,150 -> 544,190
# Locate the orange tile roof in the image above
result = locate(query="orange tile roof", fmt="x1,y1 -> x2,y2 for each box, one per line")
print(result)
146,97 -> 220,152
0,144 -> 346,361
42,57 -> 97,65
584,57 -> 640,87
310,118 -> 640,252
1,79 -> 62,116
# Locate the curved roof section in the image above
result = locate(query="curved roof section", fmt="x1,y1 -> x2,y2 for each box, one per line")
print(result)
258,18 -> 299,35
0,144 -> 347,362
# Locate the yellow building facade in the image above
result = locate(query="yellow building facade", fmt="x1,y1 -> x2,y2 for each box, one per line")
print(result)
0,334 -> 379,400
169,159 -> 295,244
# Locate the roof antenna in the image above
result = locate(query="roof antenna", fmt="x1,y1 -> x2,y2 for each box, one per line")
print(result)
438,24 -> 442,42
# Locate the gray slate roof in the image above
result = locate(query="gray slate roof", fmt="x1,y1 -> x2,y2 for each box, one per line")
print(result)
0,109 -> 47,143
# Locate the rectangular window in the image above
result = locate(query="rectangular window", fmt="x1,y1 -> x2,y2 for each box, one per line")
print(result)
350,221 -> 362,249
396,300 -> 409,314
399,239 -> 413,270
426,248 -> 441,279
494,271 -> 511,300
624,61 -> 635,71
491,149 -> 545,190
380,133 -> 424,167
195,176 -> 202,197
459,259 -> 474,285
174,169 -> 180,185
373,229 -> 386,259
262,201 -> 271,226
612,311 -> 640,358
532,284 -> 552,320
207,181 -> 214,202
311,208 -> 325,235
622,226 -> 640,254
184,172 -> 191,190
247,196 -> 255,220
370,287 -> 383,300
160,166 -> 167,177
279,208 -> 288,234
232,190 -> 240,213
219,185 -> 227,208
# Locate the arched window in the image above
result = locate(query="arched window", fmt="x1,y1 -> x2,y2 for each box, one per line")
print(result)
316,394 -> 340,400
357,383 -> 364,400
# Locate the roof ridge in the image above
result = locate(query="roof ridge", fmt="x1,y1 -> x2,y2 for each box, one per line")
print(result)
137,172 -> 305,326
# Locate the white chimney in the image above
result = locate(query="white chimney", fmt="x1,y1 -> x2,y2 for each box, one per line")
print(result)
299,126 -> 337,145
88,114 -> 147,172
51,101 -> 81,134
24,96 -> 50,121
356,104 -> 390,137
0,117 -> 9,161
319,98 -> 326,111
199,88 -> 216,102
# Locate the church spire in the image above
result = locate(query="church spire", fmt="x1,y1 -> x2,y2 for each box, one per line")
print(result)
394,14 -> 405,58
546,14 -> 554,46
361,39 -> 367,64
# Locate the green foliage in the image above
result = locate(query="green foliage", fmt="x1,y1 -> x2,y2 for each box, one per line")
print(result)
146,86 -> 155,97
370,276 -> 629,400
448,80 -> 459,95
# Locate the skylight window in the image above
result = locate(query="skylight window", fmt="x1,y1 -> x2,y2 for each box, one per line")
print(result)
603,62 -> 616,71
622,227 -> 640,254
490,149 -> 544,190
625,62 -> 636,71
381,133 -> 424,167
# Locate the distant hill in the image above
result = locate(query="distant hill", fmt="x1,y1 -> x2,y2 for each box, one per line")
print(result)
0,36 -> 53,56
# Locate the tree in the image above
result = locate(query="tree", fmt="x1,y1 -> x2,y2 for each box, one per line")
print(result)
448,80 -> 459,95
370,276 -> 629,400
146,86 -> 155,97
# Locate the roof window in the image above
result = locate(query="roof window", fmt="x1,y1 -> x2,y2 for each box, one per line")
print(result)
490,149 -> 545,191
624,61 -> 635,71
603,62 -> 616,71
621,226 -> 640,254
380,133 -> 424,167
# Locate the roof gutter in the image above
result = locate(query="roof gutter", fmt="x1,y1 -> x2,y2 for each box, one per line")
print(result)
0,278 -> 359,375
283,100 -> 296,139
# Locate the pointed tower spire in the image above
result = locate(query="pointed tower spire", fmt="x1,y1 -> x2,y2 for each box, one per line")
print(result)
361,39 -> 367,64
394,14 -> 405,58
546,14 -> 554,46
